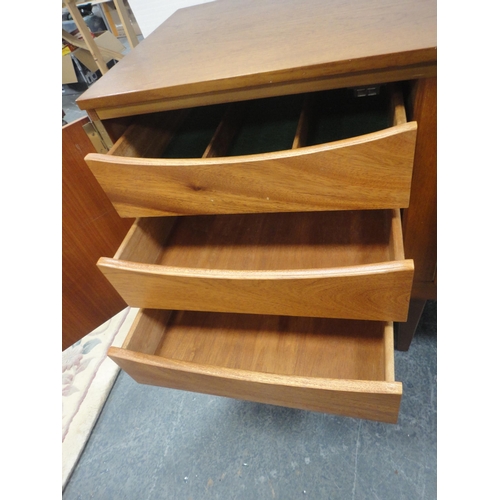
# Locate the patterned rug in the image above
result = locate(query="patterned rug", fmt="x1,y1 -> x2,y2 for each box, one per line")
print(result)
62,307 -> 139,488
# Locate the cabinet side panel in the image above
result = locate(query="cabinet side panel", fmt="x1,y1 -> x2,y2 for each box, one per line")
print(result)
403,77 -> 437,284
62,117 -> 134,350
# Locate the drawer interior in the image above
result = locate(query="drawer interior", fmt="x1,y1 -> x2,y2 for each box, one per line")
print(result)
108,309 -> 402,422
100,208 -> 412,322
160,103 -> 227,158
307,87 -> 391,145
225,93 -> 304,156
115,209 -> 403,270
108,84 -> 402,160
88,83 -> 416,218
128,310 -> 394,382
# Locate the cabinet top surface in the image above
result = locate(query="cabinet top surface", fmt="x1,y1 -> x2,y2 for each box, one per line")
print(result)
77,0 -> 436,113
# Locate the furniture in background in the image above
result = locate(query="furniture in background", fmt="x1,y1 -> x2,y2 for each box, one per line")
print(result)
67,0 -> 436,422
62,0 -> 139,76
94,0 -> 142,40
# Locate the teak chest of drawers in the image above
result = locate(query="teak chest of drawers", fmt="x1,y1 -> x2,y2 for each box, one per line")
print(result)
75,0 -> 437,423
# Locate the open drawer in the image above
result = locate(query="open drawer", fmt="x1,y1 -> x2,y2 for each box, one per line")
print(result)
108,309 -> 402,423
85,84 -> 417,217
98,209 -> 414,321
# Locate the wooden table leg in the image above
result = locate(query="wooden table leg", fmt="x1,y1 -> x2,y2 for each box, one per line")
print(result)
114,0 -> 139,48
395,298 -> 427,351
100,2 -> 120,37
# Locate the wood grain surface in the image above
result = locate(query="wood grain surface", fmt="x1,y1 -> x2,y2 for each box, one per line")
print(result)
77,0 -> 436,117
108,310 -> 402,422
403,77 -> 437,283
86,122 -> 417,217
62,118 -> 133,350
98,210 -> 413,321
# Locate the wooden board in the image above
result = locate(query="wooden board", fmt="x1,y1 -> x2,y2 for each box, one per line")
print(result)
86,123 -> 417,216
62,117 -> 134,350
76,0 -> 437,116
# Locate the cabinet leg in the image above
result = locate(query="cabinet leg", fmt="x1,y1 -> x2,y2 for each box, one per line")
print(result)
395,299 -> 427,351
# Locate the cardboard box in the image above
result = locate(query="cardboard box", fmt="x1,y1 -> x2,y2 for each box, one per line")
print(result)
62,48 -> 78,84
72,31 -> 125,73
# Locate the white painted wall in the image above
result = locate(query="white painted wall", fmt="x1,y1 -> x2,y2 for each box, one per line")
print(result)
127,0 -> 215,38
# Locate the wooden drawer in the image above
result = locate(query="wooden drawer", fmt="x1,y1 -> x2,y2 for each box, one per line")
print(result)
85,85 -> 417,217
98,208 -> 413,321
108,309 -> 402,423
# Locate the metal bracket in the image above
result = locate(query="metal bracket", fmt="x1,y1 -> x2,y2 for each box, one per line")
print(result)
82,121 -> 109,153
353,85 -> 380,97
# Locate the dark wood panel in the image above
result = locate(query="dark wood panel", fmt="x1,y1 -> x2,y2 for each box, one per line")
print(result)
397,77 -> 437,350
395,298 -> 427,351
403,77 -> 437,283
62,117 -> 134,350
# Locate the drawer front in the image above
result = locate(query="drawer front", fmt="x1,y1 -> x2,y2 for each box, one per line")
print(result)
86,86 -> 417,217
86,125 -> 416,217
108,309 -> 402,423
99,261 -> 414,322
98,210 -> 414,322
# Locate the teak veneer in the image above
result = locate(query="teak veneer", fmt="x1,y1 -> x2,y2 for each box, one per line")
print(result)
109,310 -> 402,423
85,87 -> 417,218
73,0 -> 437,422
76,0 -> 436,119
98,210 -> 413,321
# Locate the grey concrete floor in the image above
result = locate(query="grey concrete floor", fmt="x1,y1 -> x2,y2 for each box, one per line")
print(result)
63,301 -> 436,500
63,86 -> 87,124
